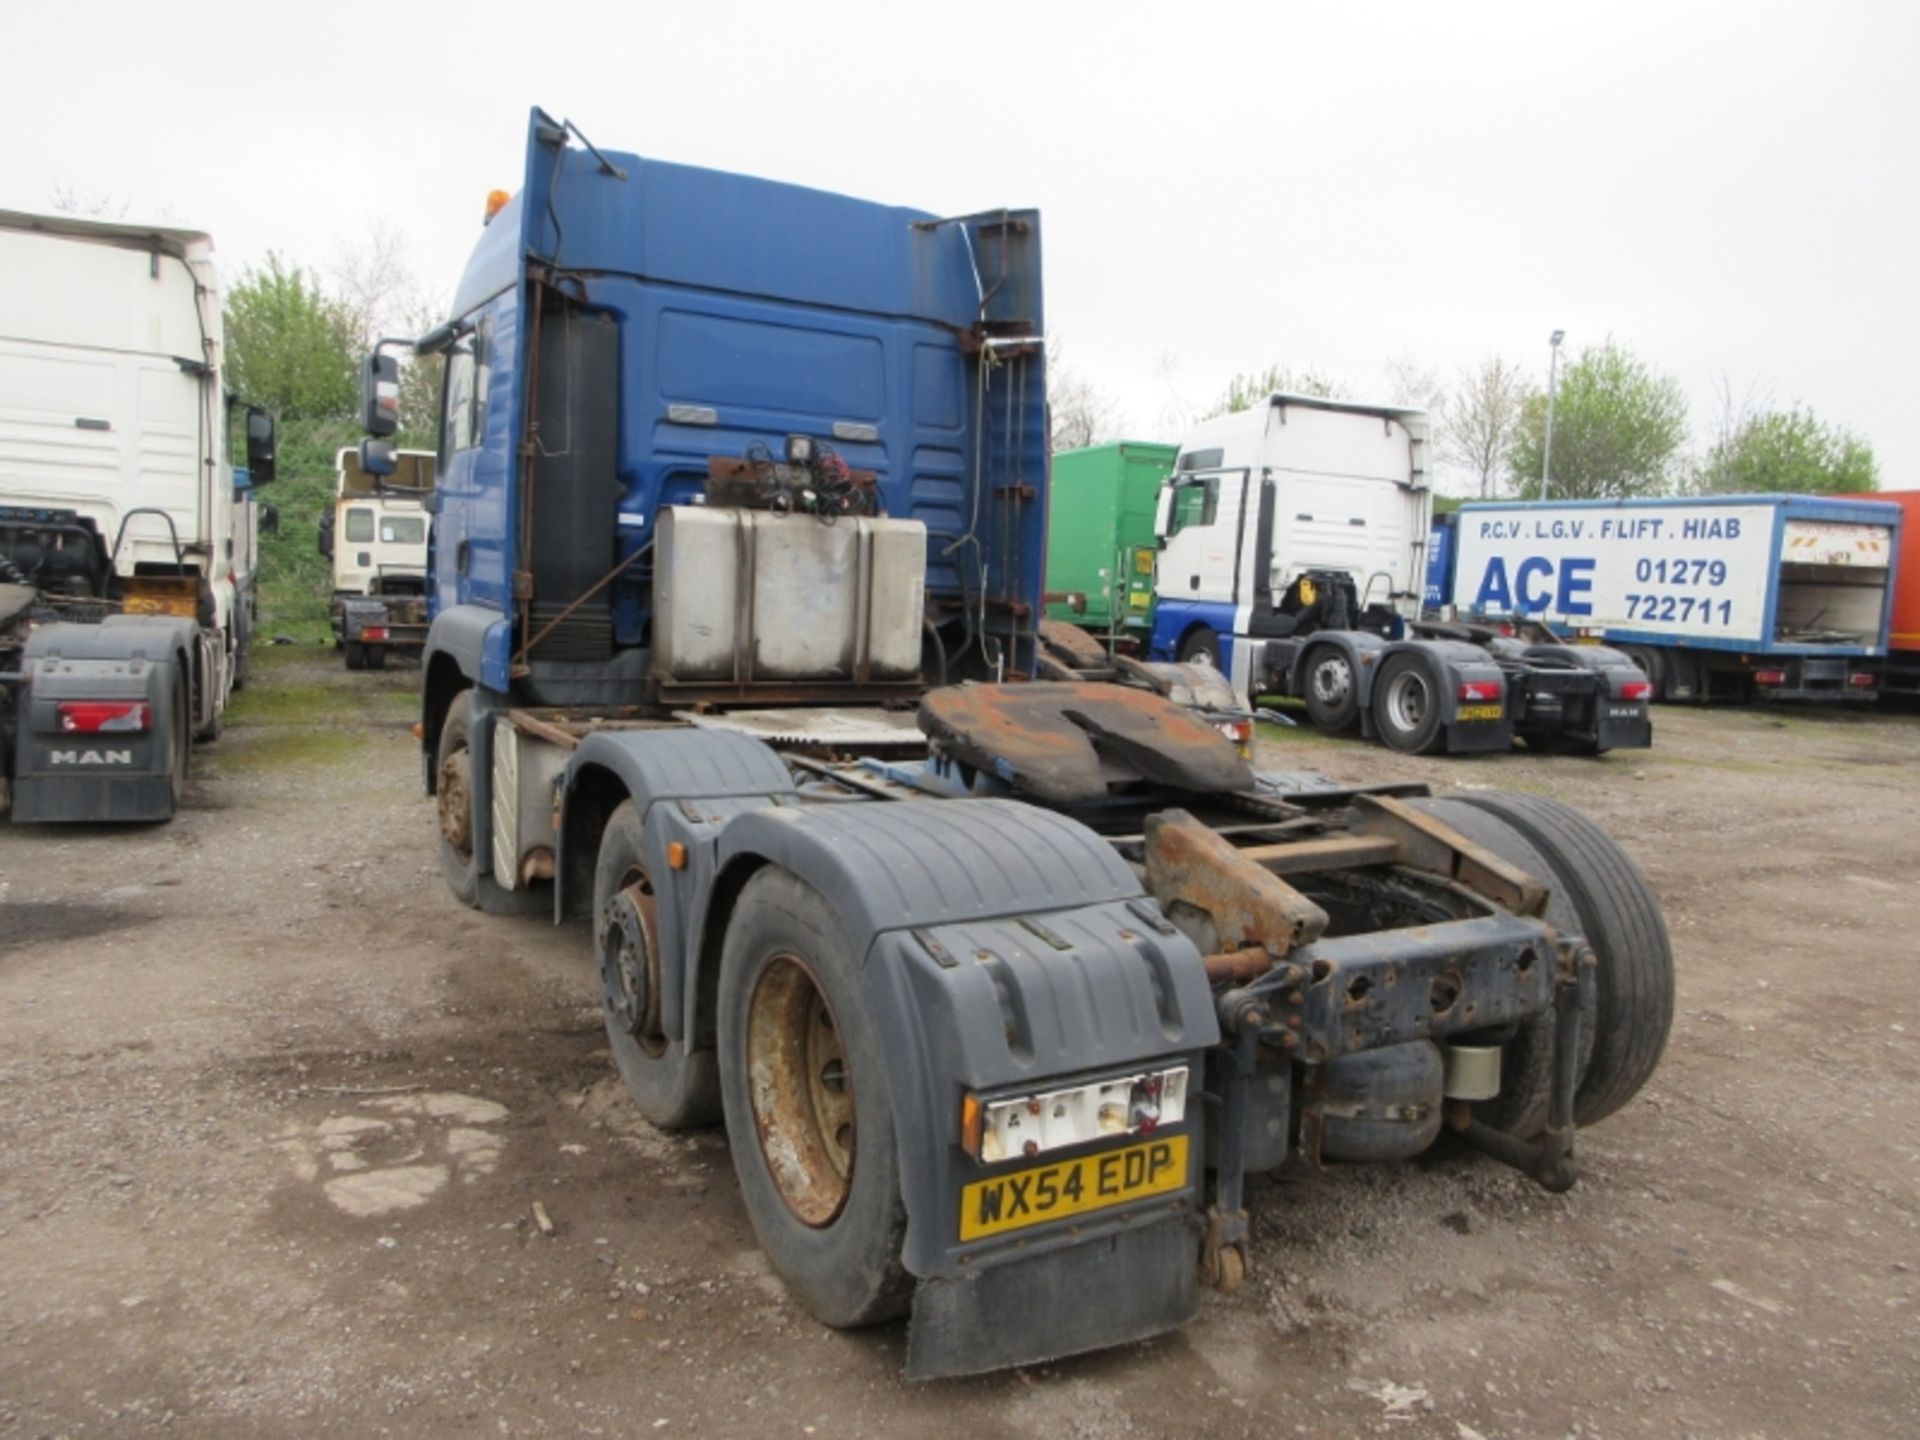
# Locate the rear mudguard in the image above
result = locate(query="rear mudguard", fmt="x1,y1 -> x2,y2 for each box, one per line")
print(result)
11,615 -> 193,822
557,729 -> 1220,1376
1368,637 -> 1514,752
1519,643 -> 1653,749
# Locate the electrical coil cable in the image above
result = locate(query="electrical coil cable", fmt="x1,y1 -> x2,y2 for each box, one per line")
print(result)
744,440 -> 870,524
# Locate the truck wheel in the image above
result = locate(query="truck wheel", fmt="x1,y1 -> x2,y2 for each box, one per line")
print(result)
1371,652 -> 1446,754
1402,796 -> 1596,1138
344,642 -> 366,671
717,867 -> 912,1328
436,691 -> 483,906
1178,628 -> 1221,668
1458,793 -> 1674,1126
169,683 -> 190,810
1301,644 -> 1360,732
364,645 -> 387,672
593,801 -> 721,1128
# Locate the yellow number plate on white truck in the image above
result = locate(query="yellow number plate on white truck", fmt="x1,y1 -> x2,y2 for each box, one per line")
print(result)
958,1134 -> 1188,1241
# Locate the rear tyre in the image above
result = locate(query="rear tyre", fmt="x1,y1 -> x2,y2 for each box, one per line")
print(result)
1300,644 -> 1360,733
717,867 -> 911,1329
593,801 -> 721,1128
436,690 -> 482,906
344,643 -> 366,671
1459,793 -> 1674,1127
168,683 -> 189,811
1178,627 -> 1221,668
364,645 -> 387,672
1371,652 -> 1446,755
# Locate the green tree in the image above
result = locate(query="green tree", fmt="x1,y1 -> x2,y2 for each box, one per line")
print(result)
1698,404 -> 1878,495
1508,340 -> 1689,500
1438,355 -> 1527,499
224,254 -> 358,422
1204,363 -> 1347,419
224,256 -> 364,641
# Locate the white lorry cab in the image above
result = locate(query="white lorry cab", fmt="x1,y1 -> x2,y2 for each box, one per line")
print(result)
318,446 -> 433,669
0,210 -> 276,820
1151,393 -> 1651,755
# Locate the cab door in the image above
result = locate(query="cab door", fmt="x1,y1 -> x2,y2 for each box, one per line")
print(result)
1156,469 -> 1247,604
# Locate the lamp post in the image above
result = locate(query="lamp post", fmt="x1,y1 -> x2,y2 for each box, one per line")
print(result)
1541,329 -> 1565,500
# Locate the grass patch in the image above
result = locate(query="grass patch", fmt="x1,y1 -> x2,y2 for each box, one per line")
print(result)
207,730 -> 361,772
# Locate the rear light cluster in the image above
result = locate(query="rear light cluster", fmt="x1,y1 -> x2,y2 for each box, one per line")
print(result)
1848,673 -> 1876,688
1619,680 -> 1652,701
1457,680 -> 1501,702
1754,670 -> 1787,686
961,1066 -> 1190,1164
57,701 -> 151,734
361,626 -> 389,642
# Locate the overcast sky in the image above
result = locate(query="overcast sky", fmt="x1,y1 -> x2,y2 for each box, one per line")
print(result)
5,1 -> 1914,492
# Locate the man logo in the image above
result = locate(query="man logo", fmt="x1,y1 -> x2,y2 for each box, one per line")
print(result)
49,749 -> 134,766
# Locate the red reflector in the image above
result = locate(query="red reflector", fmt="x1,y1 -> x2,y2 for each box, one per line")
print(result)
362,626 -> 389,642
1753,670 -> 1787,686
1457,680 -> 1500,702
1619,680 -> 1652,701
1848,673 -> 1875,688
57,701 -> 151,734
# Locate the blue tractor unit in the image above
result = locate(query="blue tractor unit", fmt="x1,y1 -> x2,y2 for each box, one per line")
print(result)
359,110 -> 1673,1379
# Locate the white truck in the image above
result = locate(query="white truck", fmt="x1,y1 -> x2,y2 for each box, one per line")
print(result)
0,210 -> 276,821
1149,394 -> 1652,754
1441,496 -> 1902,702
318,445 -> 433,669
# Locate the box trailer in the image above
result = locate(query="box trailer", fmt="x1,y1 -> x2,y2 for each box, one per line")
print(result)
1838,490 -> 1919,697
1445,495 -> 1900,702
1043,441 -> 1174,647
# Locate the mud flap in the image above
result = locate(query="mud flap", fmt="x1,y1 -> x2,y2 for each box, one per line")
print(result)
905,1218 -> 1199,1380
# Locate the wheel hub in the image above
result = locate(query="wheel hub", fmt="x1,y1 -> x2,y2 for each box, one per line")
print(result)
437,748 -> 471,856
601,881 -> 662,1047
746,954 -> 855,1227
1311,656 -> 1352,705
1386,670 -> 1430,730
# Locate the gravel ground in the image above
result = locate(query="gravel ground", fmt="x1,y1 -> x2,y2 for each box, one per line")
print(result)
1,652 -> 1916,1438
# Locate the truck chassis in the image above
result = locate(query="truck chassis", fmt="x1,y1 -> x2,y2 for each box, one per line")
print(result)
429,674 -> 1672,1378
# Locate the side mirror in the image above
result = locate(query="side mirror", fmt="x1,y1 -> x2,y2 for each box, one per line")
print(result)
260,504 -> 279,537
360,438 -> 398,478
316,510 -> 334,558
361,351 -> 401,438
1153,485 -> 1174,540
245,406 -> 277,485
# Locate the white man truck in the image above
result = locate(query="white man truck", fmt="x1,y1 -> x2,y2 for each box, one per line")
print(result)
1149,394 -> 1652,755
0,210 -> 276,822
318,445 -> 433,670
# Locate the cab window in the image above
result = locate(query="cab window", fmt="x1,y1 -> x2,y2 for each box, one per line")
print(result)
380,515 -> 426,545
1169,479 -> 1219,535
344,508 -> 375,543
442,343 -> 477,457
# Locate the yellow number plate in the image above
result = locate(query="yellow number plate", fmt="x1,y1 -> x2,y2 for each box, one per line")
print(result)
1456,703 -> 1503,721
958,1134 -> 1188,1241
